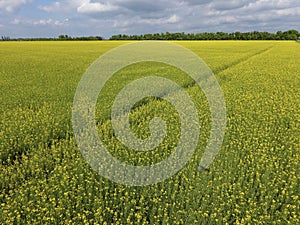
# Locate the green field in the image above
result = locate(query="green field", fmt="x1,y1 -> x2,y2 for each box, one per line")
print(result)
0,41 -> 299,224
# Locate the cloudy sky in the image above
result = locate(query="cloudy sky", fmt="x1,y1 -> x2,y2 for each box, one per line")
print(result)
0,0 -> 299,38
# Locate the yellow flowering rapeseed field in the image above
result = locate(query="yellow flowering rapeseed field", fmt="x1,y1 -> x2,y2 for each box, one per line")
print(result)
0,41 -> 299,224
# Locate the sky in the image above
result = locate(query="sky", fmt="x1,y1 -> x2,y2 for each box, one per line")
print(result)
0,0 -> 299,39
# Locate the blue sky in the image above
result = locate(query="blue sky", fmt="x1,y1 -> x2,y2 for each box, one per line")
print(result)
0,0 -> 299,39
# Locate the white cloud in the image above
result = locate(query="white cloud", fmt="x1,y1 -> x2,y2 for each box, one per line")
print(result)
113,0 -> 169,12
166,15 -> 180,23
113,14 -> 180,28
39,0 -> 86,13
33,19 -> 64,26
275,7 -> 300,16
11,18 -> 67,26
242,0 -> 297,12
212,0 -> 250,10
183,0 -> 211,5
143,14 -> 180,25
77,1 -> 119,14
39,2 -> 63,13
0,0 -> 32,12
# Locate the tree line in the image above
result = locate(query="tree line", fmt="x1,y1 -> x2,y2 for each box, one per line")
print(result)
1,35 -> 103,41
1,30 -> 299,41
110,30 -> 300,41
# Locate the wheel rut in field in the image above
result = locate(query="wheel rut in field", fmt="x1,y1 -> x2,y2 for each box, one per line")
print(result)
214,45 -> 275,75
96,45 -> 275,125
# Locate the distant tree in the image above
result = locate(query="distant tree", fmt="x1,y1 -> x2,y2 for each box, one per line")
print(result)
108,30 -> 300,41
276,31 -> 284,40
1,36 -> 11,41
282,30 -> 299,40
58,34 -> 71,40
216,32 -> 229,40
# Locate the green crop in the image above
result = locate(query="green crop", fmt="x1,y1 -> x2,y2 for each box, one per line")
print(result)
0,41 -> 299,224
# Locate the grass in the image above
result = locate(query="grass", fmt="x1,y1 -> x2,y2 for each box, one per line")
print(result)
0,41 -> 299,224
